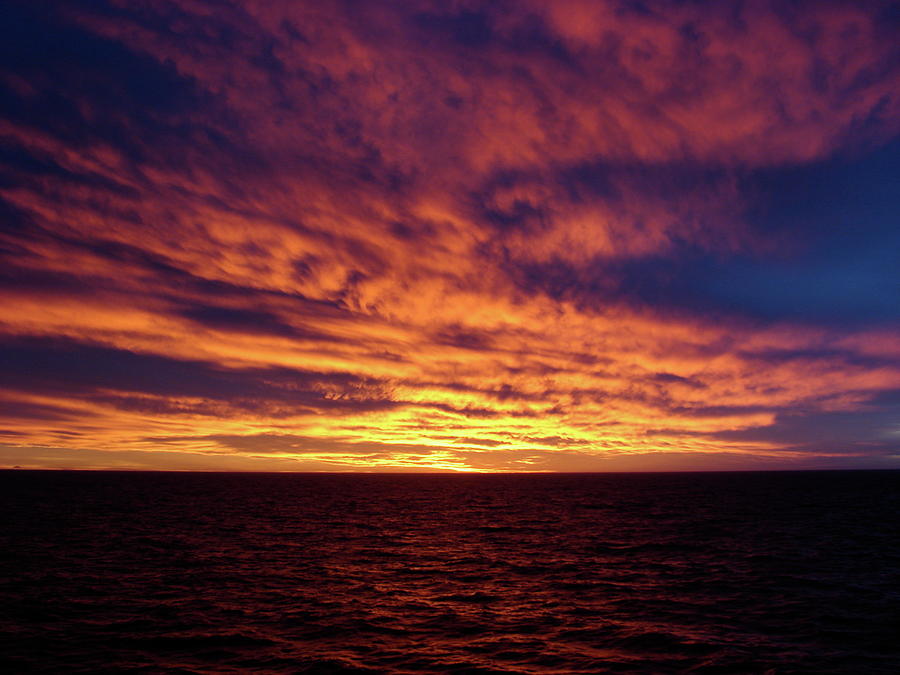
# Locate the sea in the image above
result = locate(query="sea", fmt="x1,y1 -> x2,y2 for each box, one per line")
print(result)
1,470 -> 898,673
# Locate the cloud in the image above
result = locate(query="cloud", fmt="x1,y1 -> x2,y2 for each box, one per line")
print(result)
0,0 -> 898,470
710,388 -> 900,457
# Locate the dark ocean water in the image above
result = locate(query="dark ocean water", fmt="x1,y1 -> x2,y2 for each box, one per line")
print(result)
1,471 -> 898,674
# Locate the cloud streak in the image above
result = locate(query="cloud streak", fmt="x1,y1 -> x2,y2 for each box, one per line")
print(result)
1,0 -> 898,470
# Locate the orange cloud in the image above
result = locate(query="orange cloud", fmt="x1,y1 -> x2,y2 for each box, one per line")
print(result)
1,0 -> 898,471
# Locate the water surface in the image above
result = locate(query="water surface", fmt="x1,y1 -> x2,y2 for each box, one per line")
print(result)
1,471 -> 898,673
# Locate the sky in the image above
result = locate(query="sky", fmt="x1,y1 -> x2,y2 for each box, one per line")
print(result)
1,0 -> 898,472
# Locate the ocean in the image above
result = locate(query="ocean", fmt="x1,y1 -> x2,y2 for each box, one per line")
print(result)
1,470 -> 898,673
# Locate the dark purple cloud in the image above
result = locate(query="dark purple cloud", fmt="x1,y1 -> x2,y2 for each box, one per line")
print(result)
0,0 -> 897,470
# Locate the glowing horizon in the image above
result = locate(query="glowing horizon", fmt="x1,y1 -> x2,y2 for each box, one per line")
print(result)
1,1 -> 898,472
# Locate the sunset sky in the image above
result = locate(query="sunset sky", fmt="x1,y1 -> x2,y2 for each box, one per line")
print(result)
1,0 -> 898,472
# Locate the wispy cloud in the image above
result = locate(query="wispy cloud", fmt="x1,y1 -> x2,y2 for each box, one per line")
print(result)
1,0 -> 898,470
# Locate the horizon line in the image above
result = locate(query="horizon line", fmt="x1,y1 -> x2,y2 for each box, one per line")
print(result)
3,467 -> 897,475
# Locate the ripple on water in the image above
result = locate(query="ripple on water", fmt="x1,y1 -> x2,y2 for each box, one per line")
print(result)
1,471 -> 899,673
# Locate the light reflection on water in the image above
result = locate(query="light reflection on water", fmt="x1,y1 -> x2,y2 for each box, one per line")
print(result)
1,470 -> 899,673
